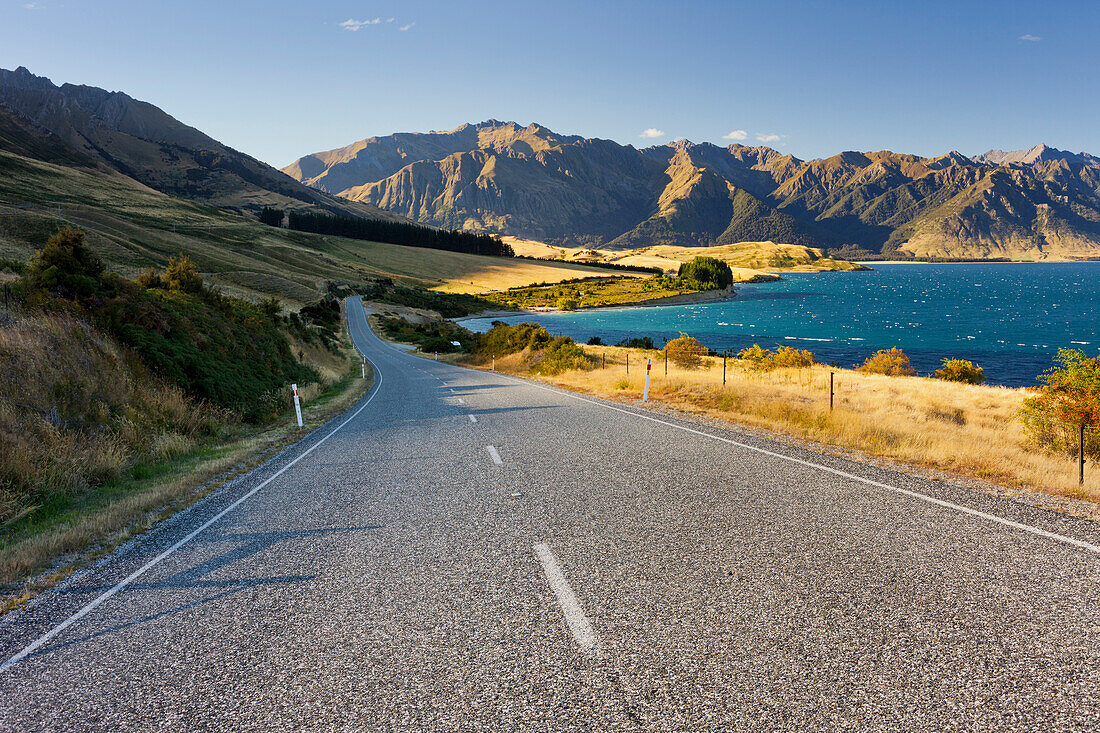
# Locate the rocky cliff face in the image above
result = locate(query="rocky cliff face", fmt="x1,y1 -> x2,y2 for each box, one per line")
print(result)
0,66 -> 401,221
286,122 -> 1100,260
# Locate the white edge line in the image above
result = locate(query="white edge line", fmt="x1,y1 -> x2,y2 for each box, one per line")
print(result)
358,305 -> 1100,556
486,445 -> 503,466
534,543 -> 599,656
2,306 -> 385,672
504,376 -> 1100,556
468,414 -> 477,423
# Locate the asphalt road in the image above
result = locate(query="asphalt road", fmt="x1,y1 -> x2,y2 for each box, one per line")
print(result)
2,296 -> 1100,731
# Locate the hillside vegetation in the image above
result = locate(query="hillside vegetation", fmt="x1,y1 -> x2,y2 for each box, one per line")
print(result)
0,149 -> 640,305
0,229 -> 364,594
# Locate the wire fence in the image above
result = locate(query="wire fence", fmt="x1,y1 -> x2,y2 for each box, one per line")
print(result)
589,344 -> 1097,485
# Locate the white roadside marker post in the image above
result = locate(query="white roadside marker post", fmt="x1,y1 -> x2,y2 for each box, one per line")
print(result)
291,383 -> 303,428
643,358 -> 652,402
362,360 -> 366,379
492,355 -> 496,372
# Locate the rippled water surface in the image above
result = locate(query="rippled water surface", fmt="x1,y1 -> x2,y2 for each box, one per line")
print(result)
461,263 -> 1100,387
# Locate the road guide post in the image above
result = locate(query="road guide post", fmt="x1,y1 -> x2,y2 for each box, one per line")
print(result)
492,355 -> 496,372
361,360 -> 366,379
643,358 -> 652,402
291,383 -> 303,428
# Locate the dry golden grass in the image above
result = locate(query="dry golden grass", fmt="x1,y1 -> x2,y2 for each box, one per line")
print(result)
0,316 -> 371,611
429,257 -> 646,294
501,235 -> 861,278
475,345 -> 1097,504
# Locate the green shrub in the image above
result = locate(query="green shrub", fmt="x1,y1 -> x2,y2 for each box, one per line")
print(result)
163,255 -> 204,294
556,297 -> 578,311
476,322 -> 552,357
857,348 -> 916,376
533,336 -> 594,375
664,333 -> 707,369
933,358 -> 985,384
676,256 -> 733,291
738,344 -> 815,370
471,322 -> 593,374
26,226 -> 104,299
377,316 -> 474,353
0,256 -> 27,275
135,268 -> 164,289
617,336 -> 655,349
19,229 -> 315,422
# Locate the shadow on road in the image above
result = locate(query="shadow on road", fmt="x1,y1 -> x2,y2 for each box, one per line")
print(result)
33,525 -> 384,660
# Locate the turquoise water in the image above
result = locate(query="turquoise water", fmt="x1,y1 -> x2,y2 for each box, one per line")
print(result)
462,263 -> 1100,387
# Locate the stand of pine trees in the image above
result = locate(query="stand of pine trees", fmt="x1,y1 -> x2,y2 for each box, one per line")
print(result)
286,212 -> 514,257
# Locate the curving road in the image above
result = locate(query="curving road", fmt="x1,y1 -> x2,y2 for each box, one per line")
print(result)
2,296 -> 1100,730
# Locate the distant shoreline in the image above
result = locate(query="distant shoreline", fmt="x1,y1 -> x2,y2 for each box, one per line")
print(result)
459,285 -> 739,323
856,260 -> 1100,265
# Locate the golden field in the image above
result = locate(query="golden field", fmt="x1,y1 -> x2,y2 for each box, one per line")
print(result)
501,235 -> 866,280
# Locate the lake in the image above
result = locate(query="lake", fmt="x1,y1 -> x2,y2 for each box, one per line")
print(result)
460,262 -> 1100,387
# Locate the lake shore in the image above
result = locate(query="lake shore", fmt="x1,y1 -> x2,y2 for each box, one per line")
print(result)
460,284 -> 740,323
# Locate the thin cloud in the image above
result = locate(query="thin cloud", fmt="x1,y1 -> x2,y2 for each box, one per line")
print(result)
722,130 -> 748,141
23,2 -> 39,8
639,128 -> 665,139
340,18 -> 383,31
1018,34 -> 1042,42
399,22 -> 415,31
756,133 -> 783,144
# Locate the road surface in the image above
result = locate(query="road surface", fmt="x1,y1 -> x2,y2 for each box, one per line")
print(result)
2,297 -> 1099,731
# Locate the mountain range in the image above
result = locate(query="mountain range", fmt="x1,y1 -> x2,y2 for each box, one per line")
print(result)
284,121 -> 1100,260
0,66 -> 399,221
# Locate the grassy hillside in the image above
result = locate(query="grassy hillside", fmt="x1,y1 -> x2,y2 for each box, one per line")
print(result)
0,149 -> 641,305
503,236 -> 865,277
0,233 -> 371,596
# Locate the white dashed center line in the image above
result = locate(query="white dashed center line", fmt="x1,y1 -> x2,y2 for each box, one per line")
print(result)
468,414 -> 478,424
486,445 -> 503,465
534,543 -> 600,657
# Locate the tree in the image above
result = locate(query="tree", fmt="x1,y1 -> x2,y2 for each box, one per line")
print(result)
677,256 -> 733,291
258,207 -> 285,227
27,226 -> 104,299
1025,349 -> 1100,426
163,255 -> 203,294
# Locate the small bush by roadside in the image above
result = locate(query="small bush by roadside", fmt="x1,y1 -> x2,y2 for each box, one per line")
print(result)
738,344 -> 815,370
933,358 -> 985,384
377,316 -> 475,354
858,347 -> 917,376
664,333 -> 708,369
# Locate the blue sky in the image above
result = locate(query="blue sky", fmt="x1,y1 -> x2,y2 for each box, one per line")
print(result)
2,0 -> 1097,167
